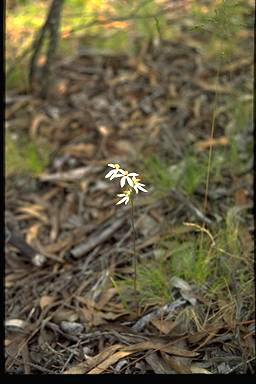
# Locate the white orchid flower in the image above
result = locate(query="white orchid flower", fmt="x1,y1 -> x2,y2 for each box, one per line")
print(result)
117,169 -> 139,188
116,189 -> 132,205
132,176 -> 148,194
105,163 -> 124,180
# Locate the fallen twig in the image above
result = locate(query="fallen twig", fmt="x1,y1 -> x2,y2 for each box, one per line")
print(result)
132,298 -> 187,332
70,214 -> 127,258
38,165 -> 103,182
7,231 -> 46,267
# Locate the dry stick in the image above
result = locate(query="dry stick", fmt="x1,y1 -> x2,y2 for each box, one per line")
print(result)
130,196 -> 138,317
70,215 -> 126,258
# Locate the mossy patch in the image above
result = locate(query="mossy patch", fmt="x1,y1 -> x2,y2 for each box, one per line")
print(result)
5,130 -> 49,175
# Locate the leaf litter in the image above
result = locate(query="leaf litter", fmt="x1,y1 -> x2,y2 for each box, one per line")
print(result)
5,2 -> 254,374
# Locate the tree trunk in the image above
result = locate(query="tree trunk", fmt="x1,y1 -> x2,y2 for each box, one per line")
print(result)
29,0 -> 65,98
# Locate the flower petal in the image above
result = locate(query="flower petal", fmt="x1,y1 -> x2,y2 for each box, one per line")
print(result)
116,196 -> 127,205
134,185 -> 138,194
120,177 -> 125,188
127,176 -> 134,187
110,171 -> 118,180
117,193 -> 125,197
105,170 -> 114,178
118,169 -> 126,175
138,184 -> 148,192
108,164 -> 115,168
128,173 -> 139,177
124,197 -> 129,204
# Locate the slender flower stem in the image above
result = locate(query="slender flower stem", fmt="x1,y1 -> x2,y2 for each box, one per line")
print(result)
200,52 -> 221,251
105,162 -> 148,316
130,195 -> 138,316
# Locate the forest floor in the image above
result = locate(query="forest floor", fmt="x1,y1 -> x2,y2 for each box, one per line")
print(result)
5,2 -> 255,374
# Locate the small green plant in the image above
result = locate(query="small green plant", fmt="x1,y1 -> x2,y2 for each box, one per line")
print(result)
6,64 -> 29,91
120,256 -> 172,307
24,141 -> 49,174
5,130 -> 49,175
226,96 -> 253,169
168,237 -> 211,284
181,153 -> 208,195
141,154 -> 177,196
190,0 -> 247,60
138,260 -> 172,304
141,152 -> 209,198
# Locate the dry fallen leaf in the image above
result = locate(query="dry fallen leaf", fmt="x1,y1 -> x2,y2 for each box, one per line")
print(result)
26,223 -> 41,245
5,339 -> 12,347
221,56 -> 252,72
170,276 -> 192,291
39,295 -> 56,310
191,365 -> 212,374
193,78 -> 233,94
53,309 -> 79,324
5,319 -> 27,330
112,139 -> 137,158
97,287 -> 118,309
145,351 -> 175,374
180,289 -> 197,306
151,318 -> 178,335
64,344 -> 124,374
62,143 -> 95,158
124,340 -> 199,357
30,113 -> 50,139
17,206 -> 48,223
5,273 -> 26,288
161,351 -> 192,374
234,188 -> 249,206
194,136 -> 229,150
44,235 -> 73,254
88,350 -> 133,374
170,276 -> 197,305
81,307 -> 106,327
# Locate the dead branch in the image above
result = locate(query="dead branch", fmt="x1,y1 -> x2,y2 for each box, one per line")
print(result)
70,214 -> 127,259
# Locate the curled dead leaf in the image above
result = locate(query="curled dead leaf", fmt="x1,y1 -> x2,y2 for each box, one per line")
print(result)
52,309 -> 79,324
5,319 -> 27,330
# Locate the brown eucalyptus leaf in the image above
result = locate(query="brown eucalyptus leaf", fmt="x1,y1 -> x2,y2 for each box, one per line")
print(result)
145,352 -> 175,374
161,351 -> 192,374
40,295 -> 56,310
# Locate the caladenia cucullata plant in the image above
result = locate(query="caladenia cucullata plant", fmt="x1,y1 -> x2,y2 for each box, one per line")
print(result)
105,163 -> 148,315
